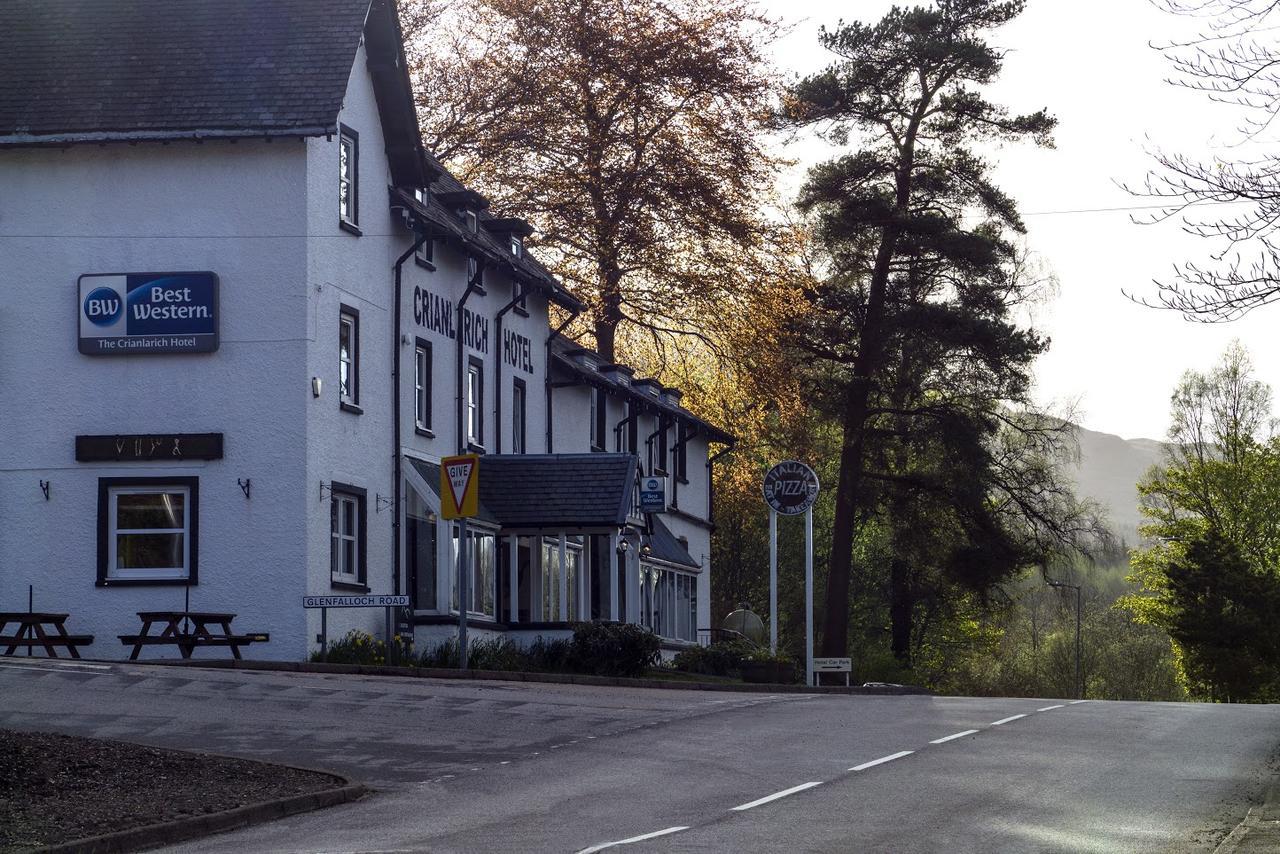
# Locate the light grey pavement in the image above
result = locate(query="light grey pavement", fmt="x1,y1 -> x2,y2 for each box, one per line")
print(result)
3,658 -> 1279,853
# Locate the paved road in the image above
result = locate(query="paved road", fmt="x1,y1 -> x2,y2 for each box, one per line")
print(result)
3,658 -> 1279,853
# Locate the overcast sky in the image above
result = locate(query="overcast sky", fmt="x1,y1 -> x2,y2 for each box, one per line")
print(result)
762,0 -> 1280,441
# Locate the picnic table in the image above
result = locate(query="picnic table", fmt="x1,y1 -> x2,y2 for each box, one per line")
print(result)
119,611 -> 267,660
0,612 -> 94,658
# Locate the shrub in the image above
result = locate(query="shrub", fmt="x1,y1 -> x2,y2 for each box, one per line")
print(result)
418,637 -> 525,670
672,636 -> 755,676
312,629 -> 386,665
568,622 -> 659,677
524,637 -> 573,672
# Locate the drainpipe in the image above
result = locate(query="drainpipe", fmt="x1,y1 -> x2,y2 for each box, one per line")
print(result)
544,308 -> 580,452
492,282 -> 527,454
456,255 -> 484,454
644,422 -> 662,475
706,442 -> 735,524
389,220 -> 430,594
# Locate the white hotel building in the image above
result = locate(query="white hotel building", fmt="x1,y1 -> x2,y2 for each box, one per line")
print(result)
0,0 -> 734,660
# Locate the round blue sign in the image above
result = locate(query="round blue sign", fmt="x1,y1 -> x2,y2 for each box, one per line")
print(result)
83,287 -> 122,326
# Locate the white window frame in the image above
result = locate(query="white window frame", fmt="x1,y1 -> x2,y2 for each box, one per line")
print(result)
330,491 -> 361,584
339,308 -> 358,408
451,525 -> 498,619
106,484 -> 192,582
414,340 -> 431,431
467,358 -> 484,448
338,125 -> 359,229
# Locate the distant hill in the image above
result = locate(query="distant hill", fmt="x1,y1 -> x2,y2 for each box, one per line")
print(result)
1067,426 -> 1168,546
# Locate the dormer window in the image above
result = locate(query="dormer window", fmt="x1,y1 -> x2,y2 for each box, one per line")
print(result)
465,210 -> 478,233
511,236 -> 522,257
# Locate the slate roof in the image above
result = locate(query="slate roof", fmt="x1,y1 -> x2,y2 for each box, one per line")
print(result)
407,454 -> 637,530
642,516 -> 700,570
549,335 -> 735,445
0,0 -> 373,144
478,454 -> 637,531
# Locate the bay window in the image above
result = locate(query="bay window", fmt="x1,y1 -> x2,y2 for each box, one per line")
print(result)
451,526 -> 496,618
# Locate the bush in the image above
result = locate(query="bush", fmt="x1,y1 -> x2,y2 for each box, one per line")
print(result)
568,622 -> 659,677
418,636 -> 526,670
311,629 -> 395,665
524,637 -> 573,672
672,637 -> 755,676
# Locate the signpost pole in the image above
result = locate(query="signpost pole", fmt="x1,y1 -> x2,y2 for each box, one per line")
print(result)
769,509 -> 778,654
458,516 -> 469,672
805,505 -> 814,688
321,607 -> 328,658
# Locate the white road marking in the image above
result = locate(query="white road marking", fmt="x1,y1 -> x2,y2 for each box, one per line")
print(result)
1037,704 -> 1065,712
929,729 -> 979,745
575,826 -> 690,854
990,714 -> 1027,726
0,662 -> 110,674
731,781 -> 824,811
850,750 -> 914,771
1069,700 -> 1089,704
0,660 -> 110,670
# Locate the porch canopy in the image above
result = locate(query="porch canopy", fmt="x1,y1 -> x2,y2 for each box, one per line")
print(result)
405,453 -> 637,534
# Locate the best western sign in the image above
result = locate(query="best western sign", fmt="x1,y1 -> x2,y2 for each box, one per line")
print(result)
78,272 -> 219,355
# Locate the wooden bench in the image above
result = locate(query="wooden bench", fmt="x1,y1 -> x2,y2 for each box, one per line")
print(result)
119,611 -> 265,660
0,613 -> 95,659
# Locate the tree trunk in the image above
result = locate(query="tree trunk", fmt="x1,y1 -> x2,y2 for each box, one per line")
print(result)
889,556 -> 912,667
594,265 -> 623,362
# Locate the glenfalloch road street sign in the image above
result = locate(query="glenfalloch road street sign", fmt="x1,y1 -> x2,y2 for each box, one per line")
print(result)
762,460 -> 820,516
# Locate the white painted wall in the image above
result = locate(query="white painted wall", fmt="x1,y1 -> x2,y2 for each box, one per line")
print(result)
0,138 -> 311,660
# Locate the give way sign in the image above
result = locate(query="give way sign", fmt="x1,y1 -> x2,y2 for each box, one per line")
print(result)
440,454 -> 479,520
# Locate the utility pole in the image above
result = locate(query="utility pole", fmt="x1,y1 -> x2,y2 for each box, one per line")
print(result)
1047,580 -> 1082,700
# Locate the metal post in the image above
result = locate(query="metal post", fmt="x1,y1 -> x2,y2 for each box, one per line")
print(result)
458,518 -> 469,671
508,535 -> 519,624
1076,584 -> 1083,700
805,506 -> 814,688
321,607 -> 328,658
558,533 -> 568,622
609,533 -> 620,621
769,509 -> 778,654
385,605 -> 393,665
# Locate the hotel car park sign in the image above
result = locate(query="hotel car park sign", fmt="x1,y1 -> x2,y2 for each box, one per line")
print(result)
79,272 -> 219,355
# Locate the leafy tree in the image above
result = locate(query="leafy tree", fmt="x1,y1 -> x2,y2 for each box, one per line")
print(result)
402,0 -> 781,361
1132,0 -> 1280,319
781,0 -> 1075,658
1123,344 -> 1280,699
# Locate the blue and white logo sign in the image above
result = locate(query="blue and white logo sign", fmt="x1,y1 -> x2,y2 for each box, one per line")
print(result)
78,272 -> 219,355
638,476 -> 667,514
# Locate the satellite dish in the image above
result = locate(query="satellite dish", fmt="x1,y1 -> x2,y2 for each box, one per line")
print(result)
721,603 -> 765,646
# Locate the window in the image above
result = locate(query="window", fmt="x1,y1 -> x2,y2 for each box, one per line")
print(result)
451,527 -> 496,618
407,485 -> 437,610
329,483 -> 367,588
466,256 -> 483,286
625,401 -> 638,454
511,235 -> 522,257
339,306 -> 360,412
338,125 -> 359,233
512,377 -> 527,454
414,339 -> 432,434
415,236 -> 434,269
97,478 -> 198,585
641,565 -> 697,642
467,357 -> 484,448
590,387 -> 606,451
541,537 -> 583,621
465,210 -> 478,233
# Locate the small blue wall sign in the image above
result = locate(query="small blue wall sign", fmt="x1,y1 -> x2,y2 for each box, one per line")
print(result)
78,272 -> 219,355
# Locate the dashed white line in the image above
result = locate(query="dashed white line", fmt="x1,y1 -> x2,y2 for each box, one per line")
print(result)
1069,700 -> 1089,704
929,730 -> 979,745
731,781 -> 823,811
990,714 -> 1027,726
575,826 -> 690,854
850,750 -> 914,771
1037,704 -> 1065,712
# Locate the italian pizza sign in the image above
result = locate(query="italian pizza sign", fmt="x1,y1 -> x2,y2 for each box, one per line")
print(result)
78,272 -> 219,355
762,460 -> 820,516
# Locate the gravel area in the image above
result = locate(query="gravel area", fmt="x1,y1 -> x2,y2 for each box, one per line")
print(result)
0,729 -> 343,853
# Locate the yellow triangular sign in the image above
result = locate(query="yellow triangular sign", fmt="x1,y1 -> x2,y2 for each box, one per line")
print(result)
440,454 -> 479,519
